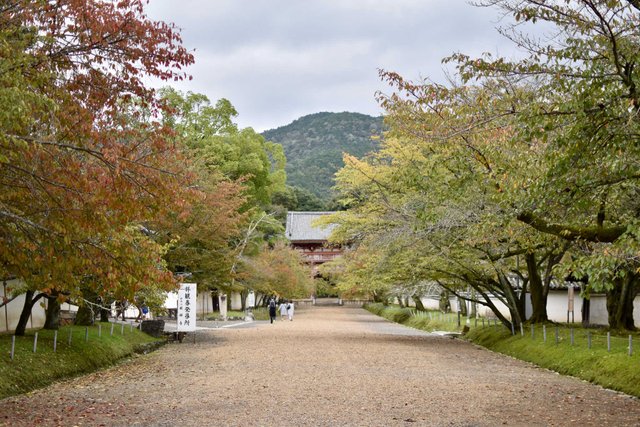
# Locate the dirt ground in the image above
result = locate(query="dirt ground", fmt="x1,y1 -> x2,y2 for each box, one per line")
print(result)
2,305 -> 640,426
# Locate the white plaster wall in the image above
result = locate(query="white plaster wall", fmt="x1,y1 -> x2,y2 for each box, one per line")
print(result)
231,292 -> 242,310
531,291 -> 639,326
474,298 -> 512,319
587,295 -> 609,325
420,297 -> 440,310
195,291 -> 214,316
1,279 -> 45,332
543,291 -> 584,324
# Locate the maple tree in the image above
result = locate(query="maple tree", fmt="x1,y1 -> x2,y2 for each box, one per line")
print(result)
241,242 -> 314,300
1,0 -> 195,334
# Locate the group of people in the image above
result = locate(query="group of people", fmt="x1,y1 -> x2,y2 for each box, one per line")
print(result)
268,299 -> 295,323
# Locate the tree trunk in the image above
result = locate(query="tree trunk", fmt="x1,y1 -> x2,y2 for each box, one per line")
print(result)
76,289 -> 105,325
606,273 -> 636,330
15,291 -> 51,336
100,299 -> 110,323
397,296 -> 405,308
75,304 -> 95,326
498,272 -> 524,329
470,288 -> 477,318
439,290 -> 451,313
412,295 -> 426,311
15,290 -> 35,336
526,252 -> 548,323
458,296 -> 468,316
43,293 -> 60,330
372,291 -> 385,303
240,289 -> 248,311
581,297 -> 591,328
94,294 -> 110,322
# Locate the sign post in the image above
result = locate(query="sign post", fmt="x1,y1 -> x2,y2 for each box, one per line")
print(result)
177,283 -> 197,337
567,285 -> 575,323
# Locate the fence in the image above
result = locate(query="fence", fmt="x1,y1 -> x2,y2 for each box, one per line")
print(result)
410,309 -> 638,357
341,299 -> 373,306
411,309 -> 493,328
478,318 -> 638,358
4,321 -> 142,362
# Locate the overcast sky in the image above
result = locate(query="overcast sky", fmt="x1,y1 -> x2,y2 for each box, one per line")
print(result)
146,0 -> 523,132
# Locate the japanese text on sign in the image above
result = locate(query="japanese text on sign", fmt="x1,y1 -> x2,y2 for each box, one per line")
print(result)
177,283 -> 197,332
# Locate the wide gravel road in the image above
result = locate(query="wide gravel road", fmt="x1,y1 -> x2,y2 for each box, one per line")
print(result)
2,305 -> 640,426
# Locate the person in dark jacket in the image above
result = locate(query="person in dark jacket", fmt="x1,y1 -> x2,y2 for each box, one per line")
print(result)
268,298 -> 277,324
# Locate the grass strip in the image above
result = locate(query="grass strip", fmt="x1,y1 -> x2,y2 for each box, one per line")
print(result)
0,323 -> 162,399
466,326 -> 640,397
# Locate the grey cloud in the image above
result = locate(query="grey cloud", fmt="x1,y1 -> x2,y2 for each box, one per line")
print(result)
146,0 -> 524,131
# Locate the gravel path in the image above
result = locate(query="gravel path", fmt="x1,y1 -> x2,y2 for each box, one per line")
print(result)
2,305 -> 640,426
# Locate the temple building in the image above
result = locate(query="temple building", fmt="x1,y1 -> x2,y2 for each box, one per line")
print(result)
285,211 -> 342,274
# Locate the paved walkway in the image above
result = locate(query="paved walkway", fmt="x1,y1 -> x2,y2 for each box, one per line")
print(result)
2,306 -> 640,426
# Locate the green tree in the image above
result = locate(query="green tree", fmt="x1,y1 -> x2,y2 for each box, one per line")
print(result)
159,89 -> 290,305
448,0 -> 640,329
161,88 -> 286,209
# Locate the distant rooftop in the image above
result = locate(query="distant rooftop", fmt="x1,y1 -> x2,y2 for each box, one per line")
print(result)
285,211 -> 337,242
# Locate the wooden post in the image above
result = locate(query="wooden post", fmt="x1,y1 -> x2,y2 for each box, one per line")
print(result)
53,330 -> 58,353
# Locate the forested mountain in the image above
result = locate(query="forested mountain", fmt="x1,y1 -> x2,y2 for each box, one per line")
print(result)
262,112 -> 384,201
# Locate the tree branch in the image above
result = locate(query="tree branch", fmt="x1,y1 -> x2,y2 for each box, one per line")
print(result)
517,211 -> 626,242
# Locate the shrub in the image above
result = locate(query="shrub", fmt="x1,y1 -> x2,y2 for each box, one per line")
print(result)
364,302 -> 386,316
383,307 -> 413,324
405,315 -> 431,330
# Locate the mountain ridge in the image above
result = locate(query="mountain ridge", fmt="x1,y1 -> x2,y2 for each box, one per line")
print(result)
262,111 -> 384,201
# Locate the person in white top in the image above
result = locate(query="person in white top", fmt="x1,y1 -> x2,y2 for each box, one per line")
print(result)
287,301 -> 295,321
278,301 -> 288,320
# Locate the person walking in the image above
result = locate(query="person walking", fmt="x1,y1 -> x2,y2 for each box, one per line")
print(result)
268,298 -> 277,324
287,300 -> 295,321
278,301 -> 288,320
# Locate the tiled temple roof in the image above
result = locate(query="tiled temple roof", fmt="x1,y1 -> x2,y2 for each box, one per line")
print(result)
285,211 -> 336,242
